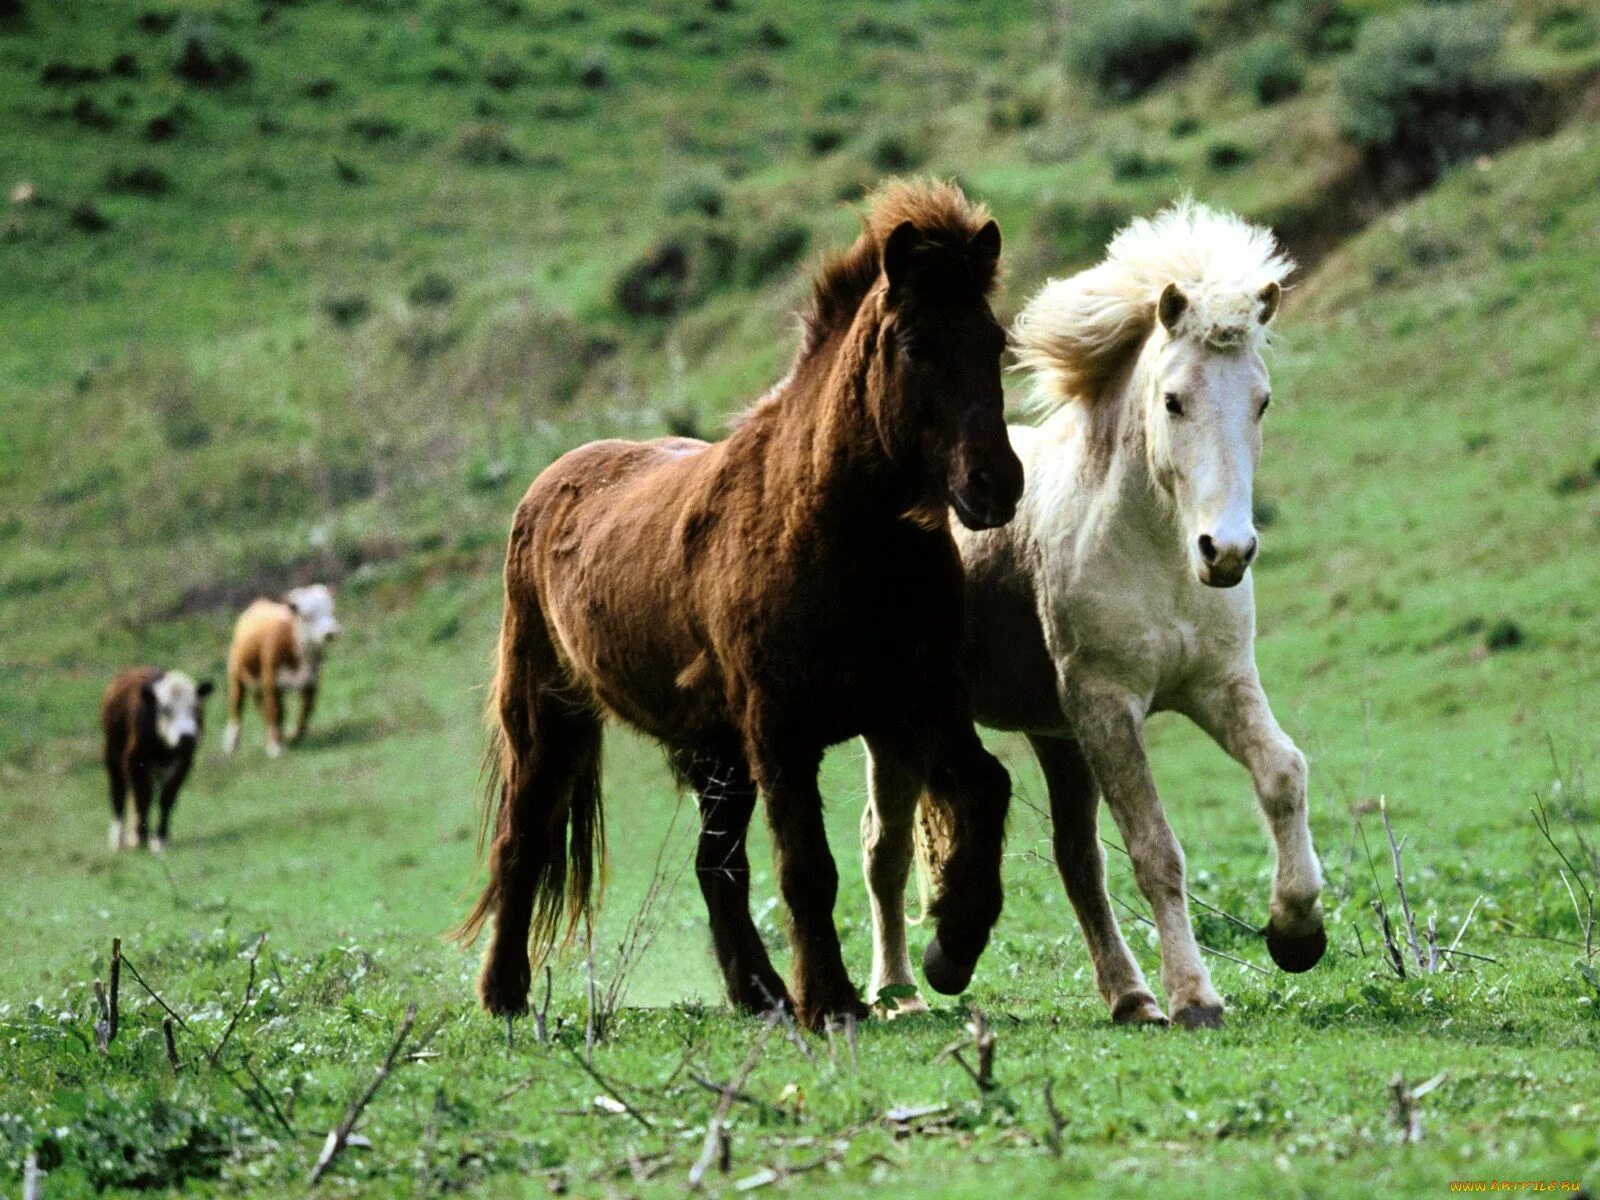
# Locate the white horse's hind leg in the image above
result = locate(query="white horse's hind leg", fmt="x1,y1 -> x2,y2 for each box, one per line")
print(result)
861,740 -> 929,1017
1066,680 -> 1224,1028
1188,676 -> 1326,972
1030,735 -> 1165,1025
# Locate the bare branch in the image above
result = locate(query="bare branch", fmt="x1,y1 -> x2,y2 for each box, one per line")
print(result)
564,1043 -> 653,1131
310,1003 -> 419,1185
1042,1080 -> 1067,1157
210,935 -> 264,1067
1380,797 -> 1424,969
688,1013 -> 780,1191
162,1017 -> 182,1074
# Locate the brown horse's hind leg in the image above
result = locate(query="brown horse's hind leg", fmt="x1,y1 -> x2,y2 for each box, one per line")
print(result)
478,696 -> 602,1016
678,751 -> 794,1016
886,715 -> 1010,997
473,594 -> 606,1018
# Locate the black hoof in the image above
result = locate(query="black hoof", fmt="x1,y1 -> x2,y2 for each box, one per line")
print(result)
1265,923 -> 1327,973
1172,1003 -> 1225,1030
1110,993 -> 1168,1026
922,937 -> 975,995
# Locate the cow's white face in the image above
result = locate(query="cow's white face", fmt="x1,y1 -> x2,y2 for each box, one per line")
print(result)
149,671 -> 212,749
287,584 -> 341,649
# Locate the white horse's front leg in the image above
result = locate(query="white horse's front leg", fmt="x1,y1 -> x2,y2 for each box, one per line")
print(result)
860,739 -> 929,1016
1065,679 -> 1224,1028
1188,674 -> 1326,972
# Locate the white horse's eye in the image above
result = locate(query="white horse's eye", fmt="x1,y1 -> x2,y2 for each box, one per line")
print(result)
1164,393 -> 1184,416
1258,395 -> 1271,418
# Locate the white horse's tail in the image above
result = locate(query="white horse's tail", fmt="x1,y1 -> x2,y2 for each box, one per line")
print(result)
909,795 -> 957,926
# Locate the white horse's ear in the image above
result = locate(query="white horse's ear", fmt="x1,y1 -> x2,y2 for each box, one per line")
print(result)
1157,282 -> 1188,333
1257,280 -> 1282,325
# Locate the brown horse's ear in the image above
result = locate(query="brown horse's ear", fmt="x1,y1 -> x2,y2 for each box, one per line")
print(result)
882,220 -> 919,293
969,219 -> 1001,267
1157,282 -> 1188,333
1257,280 -> 1282,325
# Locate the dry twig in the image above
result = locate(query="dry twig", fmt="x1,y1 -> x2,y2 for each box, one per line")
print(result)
564,1043 -> 653,1130
310,1003 -> 419,1185
210,935 -> 264,1066
688,1013 -> 780,1191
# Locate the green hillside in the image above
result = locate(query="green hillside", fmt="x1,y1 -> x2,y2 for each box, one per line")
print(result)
2,0 -> 1599,1196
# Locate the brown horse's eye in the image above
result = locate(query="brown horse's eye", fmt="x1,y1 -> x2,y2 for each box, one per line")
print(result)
1164,393 -> 1184,417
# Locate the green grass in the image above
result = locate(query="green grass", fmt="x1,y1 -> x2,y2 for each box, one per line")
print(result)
4,0 -> 1600,1195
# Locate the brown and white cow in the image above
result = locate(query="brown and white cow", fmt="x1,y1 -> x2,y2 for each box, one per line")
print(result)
102,667 -> 213,853
223,584 -> 341,757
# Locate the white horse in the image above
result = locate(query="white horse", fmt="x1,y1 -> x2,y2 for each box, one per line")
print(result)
861,201 -> 1326,1028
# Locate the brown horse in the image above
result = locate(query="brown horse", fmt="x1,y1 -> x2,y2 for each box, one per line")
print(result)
453,179 -> 1024,1030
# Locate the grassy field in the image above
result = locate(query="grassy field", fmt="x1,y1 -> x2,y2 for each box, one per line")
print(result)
4,0 -> 1600,1196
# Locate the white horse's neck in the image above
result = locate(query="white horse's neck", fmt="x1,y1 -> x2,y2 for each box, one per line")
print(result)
1034,340 -> 1188,570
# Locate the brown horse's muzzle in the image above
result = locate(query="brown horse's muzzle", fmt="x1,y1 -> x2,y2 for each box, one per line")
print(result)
950,448 -> 1024,531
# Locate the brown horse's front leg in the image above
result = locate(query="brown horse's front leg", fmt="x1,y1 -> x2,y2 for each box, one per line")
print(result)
920,734 -> 1010,994
752,748 -> 867,1031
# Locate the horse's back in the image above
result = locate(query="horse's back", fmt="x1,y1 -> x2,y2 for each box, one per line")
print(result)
506,436 -> 726,740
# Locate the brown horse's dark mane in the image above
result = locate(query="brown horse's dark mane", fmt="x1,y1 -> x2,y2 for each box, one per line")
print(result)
800,178 -> 998,354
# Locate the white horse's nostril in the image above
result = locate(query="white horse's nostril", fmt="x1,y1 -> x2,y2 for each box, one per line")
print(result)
1198,534 -> 1218,563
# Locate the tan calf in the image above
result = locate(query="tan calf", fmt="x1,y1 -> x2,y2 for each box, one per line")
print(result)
223,584 -> 341,757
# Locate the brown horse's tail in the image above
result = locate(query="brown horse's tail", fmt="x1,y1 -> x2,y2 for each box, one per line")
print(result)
910,793 -> 956,926
449,582 -> 605,1015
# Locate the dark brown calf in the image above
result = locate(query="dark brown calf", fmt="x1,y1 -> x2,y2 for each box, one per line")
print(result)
101,667 -> 213,853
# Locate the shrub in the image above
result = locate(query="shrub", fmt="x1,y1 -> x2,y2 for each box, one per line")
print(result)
869,131 -> 926,172
68,200 -> 111,233
1106,144 -> 1172,180
575,49 -> 609,88
806,125 -> 844,155
1030,198 -> 1128,267
740,219 -> 808,286
144,107 -> 184,141
613,224 -> 737,318
1337,6 -> 1531,172
988,92 -> 1047,132
455,122 -> 525,165
660,167 -> 726,218
1206,140 -> 1252,170
407,271 -> 455,307
1234,37 -> 1304,105
1535,2 -> 1598,52
1068,3 -> 1200,101
1281,0 -> 1362,56
320,292 -> 371,328
169,15 -> 250,87
614,22 -> 666,49
482,49 -> 525,89
103,163 -> 170,196
70,96 -> 117,130
347,112 -> 402,142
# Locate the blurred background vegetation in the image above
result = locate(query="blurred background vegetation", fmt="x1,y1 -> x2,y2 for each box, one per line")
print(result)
1,0 -> 1597,781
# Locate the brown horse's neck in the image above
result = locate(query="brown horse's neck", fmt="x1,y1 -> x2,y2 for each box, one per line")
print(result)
741,296 -> 935,532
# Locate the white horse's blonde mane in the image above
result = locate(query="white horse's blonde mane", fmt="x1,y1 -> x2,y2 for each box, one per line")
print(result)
1012,199 -> 1294,407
